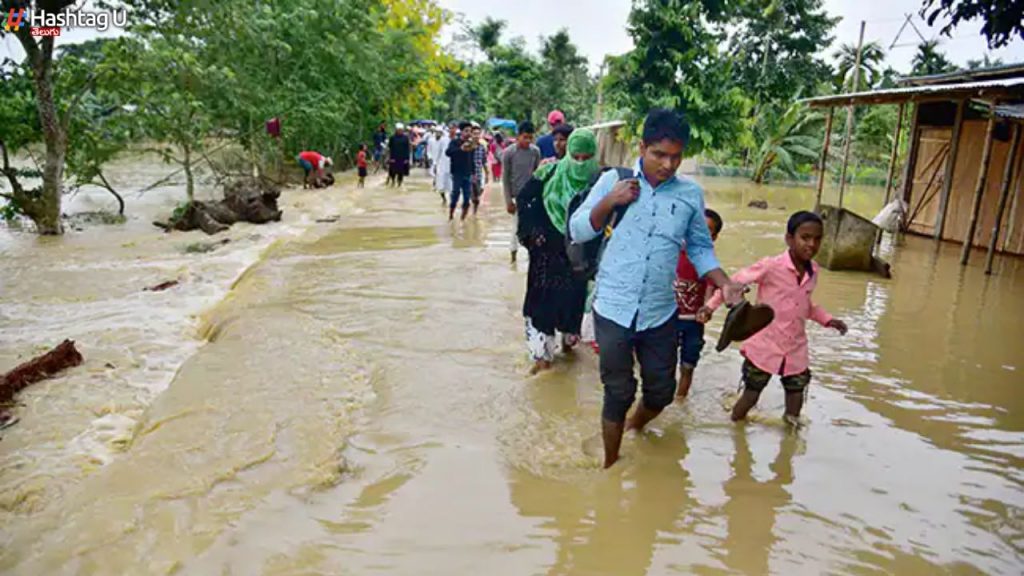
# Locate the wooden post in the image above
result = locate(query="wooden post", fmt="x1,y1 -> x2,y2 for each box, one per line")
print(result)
815,107 -> 835,211
985,123 -> 1022,274
961,106 -> 998,264
838,21 -> 866,209
876,102 -> 907,247
883,102 -> 906,206
1004,169 -> 1022,252
935,98 -> 966,240
897,103 -> 921,233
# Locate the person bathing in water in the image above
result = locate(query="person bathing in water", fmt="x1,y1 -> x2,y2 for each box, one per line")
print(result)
705,211 -> 848,424
568,109 -> 745,469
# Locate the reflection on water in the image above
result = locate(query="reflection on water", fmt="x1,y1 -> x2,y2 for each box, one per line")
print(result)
1,170 -> 1021,574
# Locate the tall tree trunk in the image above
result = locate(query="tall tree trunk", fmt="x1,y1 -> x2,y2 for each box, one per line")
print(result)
11,27 -> 66,234
35,67 -> 66,235
183,144 -> 195,202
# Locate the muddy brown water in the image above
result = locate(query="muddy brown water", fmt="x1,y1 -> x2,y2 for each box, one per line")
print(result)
1,165 -> 1022,575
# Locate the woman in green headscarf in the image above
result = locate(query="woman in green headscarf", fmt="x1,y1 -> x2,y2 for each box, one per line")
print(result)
515,128 -> 601,374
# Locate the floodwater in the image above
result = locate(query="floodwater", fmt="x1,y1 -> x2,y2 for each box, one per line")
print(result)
1,164 -> 1022,575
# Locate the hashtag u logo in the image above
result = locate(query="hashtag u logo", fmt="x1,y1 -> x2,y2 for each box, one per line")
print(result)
4,8 -> 26,32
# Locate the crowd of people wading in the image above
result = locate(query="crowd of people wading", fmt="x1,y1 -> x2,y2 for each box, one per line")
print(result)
301,108 -> 849,469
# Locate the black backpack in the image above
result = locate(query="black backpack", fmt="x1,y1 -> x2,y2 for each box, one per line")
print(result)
565,167 -> 634,280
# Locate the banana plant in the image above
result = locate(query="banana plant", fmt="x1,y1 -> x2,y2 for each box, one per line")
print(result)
751,101 -> 824,184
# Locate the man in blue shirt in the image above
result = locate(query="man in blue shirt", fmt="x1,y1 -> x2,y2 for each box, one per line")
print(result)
569,109 -> 744,468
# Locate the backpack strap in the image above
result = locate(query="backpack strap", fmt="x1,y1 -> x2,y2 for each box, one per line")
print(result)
608,167 -> 637,227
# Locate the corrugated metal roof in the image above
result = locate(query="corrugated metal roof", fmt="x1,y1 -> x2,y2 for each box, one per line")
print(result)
802,77 -> 1024,107
995,104 -> 1024,120
897,62 -> 1024,87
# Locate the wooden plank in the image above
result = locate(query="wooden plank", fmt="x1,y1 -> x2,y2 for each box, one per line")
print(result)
899,102 -> 921,230
986,124 -> 1022,273
935,99 -> 966,239
815,107 -> 834,211
877,103 -> 906,246
999,136 -> 1024,251
960,107 -> 998,264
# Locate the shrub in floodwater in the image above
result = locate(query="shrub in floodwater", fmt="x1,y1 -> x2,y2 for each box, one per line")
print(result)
171,201 -> 192,223
1,201 -> 20,222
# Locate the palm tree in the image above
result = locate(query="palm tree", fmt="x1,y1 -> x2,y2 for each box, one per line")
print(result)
472,17 -> 506,61
911,40 -> 957,76
834,41 -> 886,92
966,55 -> 1004,70
751,101 -> 824,184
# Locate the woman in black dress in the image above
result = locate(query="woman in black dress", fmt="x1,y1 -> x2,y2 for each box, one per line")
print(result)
516,128 -> 599,374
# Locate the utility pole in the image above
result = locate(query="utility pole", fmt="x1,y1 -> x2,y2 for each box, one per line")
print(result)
838,21 -> 866,209
596,61 -> 607,123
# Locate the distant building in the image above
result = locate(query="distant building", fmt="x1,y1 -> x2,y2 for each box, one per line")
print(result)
805,63 -> 1024,270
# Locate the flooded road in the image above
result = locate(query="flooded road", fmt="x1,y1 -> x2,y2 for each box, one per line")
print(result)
1,168 -> 1022,574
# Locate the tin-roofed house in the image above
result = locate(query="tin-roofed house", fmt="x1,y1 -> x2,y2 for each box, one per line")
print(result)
804,63 -> 1024,273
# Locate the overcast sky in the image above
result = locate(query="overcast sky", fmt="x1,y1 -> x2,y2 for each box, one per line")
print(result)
437,0 -> 1024,74
3,0 -> 1022,75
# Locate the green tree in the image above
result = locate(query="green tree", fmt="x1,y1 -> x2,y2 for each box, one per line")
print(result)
911,40 -> 957,76
486,39 -> 545,122
538,29 -> 595,125
0,59 -> 41,221
0,0 -> 82,234
921,0 -> 1024,49
58,39 -> 131,215
1,23 -> 128,226
440,19 -> 596,126
833,41 -> 887,92
730,0 -> 838,106
604,0 -> 751,154
854,105 -> 900,165
109,0 -> 450,179
877,66 -> 903,89
751,101 -> 823,183
472,17 -> 506,60
965,55 -> 1004,70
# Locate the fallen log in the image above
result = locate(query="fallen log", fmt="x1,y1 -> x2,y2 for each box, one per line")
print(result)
1,340 -> 84,406
153,177 -> 283,235
144,279 -> 179,292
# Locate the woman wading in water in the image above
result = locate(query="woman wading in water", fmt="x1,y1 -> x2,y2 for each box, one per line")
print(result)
516,128 -> 600,374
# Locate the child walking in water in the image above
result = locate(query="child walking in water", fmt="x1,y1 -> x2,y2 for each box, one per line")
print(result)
674,209 -> 722,401
706,211 -> 848,423
356,144 -> 368,188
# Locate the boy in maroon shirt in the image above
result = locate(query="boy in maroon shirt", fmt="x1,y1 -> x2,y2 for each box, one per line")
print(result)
674,209 -> 722,401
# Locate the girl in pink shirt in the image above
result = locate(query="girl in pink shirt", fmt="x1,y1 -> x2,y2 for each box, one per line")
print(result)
706,211 -> 848,423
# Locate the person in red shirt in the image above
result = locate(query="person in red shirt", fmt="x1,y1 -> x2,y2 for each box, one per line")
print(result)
674,208 -> 722,401
356,144 -> 368,188
297,150 -> 333,189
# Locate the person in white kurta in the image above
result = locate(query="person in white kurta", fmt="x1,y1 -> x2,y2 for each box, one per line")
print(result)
424,129 -> 438,170
432,124 -> 455,202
